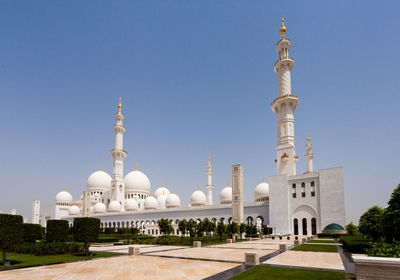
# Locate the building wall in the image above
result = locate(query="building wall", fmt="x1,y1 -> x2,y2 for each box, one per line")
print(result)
319,167 -> 345,230
268,174 -> 290,235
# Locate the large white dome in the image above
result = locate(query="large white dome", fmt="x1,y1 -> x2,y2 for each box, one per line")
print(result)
93,202 -> 106,213
124,170 -> 151,193
166,193 -> 181,208
108,200 -> 122,212
68,205 -> 80,215
190,189 -> 206,207
56,189 -> 73,203
254,180 -> 269,202
125,199 -> 139,211
219,184 -> 232,204
87,170 -> 112,190
144,196 -> 158,210
157,194 -> 168,209
154,185 -> 170,199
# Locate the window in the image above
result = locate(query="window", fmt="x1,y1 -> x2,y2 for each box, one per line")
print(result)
293,193 -> 296,198
311,218 -> 317,235
311,181 -> 315,197
293,218 -> 298,235
302,218 -> 307,235
302,192 -> 306,197
301,182 -> 305,197
292,183 -> 296,198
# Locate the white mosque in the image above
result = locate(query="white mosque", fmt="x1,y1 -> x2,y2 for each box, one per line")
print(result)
37,18 -> 346,236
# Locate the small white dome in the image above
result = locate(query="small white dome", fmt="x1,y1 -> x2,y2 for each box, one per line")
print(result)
190,189 -> 206,207
125,199 -> 139,211
166,193 -> 181,208
87,170 -> 112,190
157,194 -> 168,209
124,170 -> 151,193
219,184 -> 232,204
108,200 -> 122,212
56,189 -> 73,203
154,185 -> 170,199
144,196 -> 158,210
254,180 -> 269,202
68,205 -> 80,215
93,202 -> 106,213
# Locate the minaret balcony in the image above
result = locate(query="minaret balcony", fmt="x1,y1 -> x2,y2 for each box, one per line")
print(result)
274,57 -> 294,72
270,94 -> 299,112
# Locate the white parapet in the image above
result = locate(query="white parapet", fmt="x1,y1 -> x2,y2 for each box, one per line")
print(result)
353,256 -> 400,280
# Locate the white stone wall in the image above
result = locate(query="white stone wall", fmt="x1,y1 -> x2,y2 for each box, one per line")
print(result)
319,167 -> 345,230
268,174 -> 290,235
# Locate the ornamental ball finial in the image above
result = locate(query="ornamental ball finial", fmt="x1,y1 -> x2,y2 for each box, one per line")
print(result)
280,16 -> 287,35
307,135 -> 310,143
208,154 -> 211,161
262,178 -> 265,183
100,164 -> 102,171
136,163 -> 138,171
118,96 -> 122,109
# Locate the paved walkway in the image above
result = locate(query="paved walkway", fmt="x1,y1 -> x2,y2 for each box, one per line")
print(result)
0,237 -> 351,279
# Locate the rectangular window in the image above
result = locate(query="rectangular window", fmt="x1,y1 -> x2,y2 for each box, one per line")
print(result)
302,192 -> 305,198
293,193 -> 296,198
311,191 -> 315,197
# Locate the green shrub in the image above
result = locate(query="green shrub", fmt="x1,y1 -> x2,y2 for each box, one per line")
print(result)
104,228 -> 115,234
358,206 -> 384,241
339,235 -> 372,253
96,237 -> 120,243
73,218 -> 100,255
46,220 -> 69,242
317,233 -> 345,238
0,214 -> 24,264
13,241 -> 84,256
23,223 -> 43,243
382,184 -> 400,242
366,242 -> 400,258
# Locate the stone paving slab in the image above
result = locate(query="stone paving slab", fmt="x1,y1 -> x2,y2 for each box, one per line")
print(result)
144,247 -> 276,263
262,251 -> 345,271
90,244 -> 186,254
0,255 -> 238,280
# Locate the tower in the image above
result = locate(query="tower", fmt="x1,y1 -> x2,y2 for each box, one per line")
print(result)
110,97 -> 127,209
305,136 -> 314,173
32,200 -> 40,224
204,154 -> 214,205
232,164 -> 244,224
271,17 -> 299,176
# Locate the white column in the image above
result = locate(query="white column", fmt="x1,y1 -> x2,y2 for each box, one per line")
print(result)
32,200 -> 40,224
305,136 -> 314,173
271,17 -> 298,176
204,155 -> 214,205
110,97 -> 127,210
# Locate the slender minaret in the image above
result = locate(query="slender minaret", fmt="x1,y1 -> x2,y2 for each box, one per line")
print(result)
204,154 -> 214,205
304,136 -> 314,173
110,97 -> 127,209
271,17 -> 299,176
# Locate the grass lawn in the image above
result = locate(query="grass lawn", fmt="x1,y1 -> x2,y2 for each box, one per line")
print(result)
292,244 -> 338,252
308,239 -> 336,244
229,266 -> 346,280
0,252 -> 121,271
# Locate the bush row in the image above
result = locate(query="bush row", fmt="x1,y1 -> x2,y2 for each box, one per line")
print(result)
339,235 -> 371,254
13,241 -> 85,256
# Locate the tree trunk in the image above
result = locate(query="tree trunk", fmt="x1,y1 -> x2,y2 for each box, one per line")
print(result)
85,242 -> 89,256
2,249 -> 6,265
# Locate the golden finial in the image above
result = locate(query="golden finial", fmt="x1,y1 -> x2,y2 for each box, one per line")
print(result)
262,178 -> 265,183
227,183 -> 230,188
197,186 -> 199,190
118,96 -> 122,110
307,135 -> 310,144
63,187 -> 66,191
208,154 -> 211,161
100,164 -> 102,171
136,163 -> 138,171
280,16 -> 287,36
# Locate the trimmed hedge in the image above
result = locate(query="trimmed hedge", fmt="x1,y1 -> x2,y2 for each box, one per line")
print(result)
23,223 -> 43,243
73,218 -> 100,255
96,237 -> 120,243
339,235 -> 372,254
13,241 -> 84,256
0,214 -> 24,264
317,233 -> 345,238
46,220 -> 69,242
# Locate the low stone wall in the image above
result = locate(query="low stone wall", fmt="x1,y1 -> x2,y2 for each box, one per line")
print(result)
353,256 -> 400,280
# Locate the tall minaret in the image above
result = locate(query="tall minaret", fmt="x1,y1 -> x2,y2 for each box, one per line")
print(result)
204,154 -> 214,205
110,97 -> 127,209
271,17 -> 299,176
304,136 -> 314,173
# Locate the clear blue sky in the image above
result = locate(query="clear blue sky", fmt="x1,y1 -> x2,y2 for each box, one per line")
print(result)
0,1 -> 399,224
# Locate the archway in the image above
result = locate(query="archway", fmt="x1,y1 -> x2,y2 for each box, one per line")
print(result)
293,218 -> 298,235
